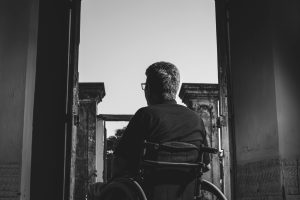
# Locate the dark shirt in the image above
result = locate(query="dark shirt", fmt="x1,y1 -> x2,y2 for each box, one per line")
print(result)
114,100 -> 209,200
114,99 -> 208,174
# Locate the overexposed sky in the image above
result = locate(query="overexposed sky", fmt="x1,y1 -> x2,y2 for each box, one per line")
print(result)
79,0 -> 218,135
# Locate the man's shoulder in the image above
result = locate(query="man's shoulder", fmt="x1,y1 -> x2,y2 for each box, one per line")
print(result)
132,106 -> 153,119
134,106 -> 157,119
137,104 -> 199,117
135,106 -> 150,114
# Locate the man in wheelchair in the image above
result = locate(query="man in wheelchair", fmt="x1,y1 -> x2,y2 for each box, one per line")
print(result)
92,61 -> 210,200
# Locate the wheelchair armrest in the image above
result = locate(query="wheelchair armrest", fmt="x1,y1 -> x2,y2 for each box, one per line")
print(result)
199,146 -> 219,154
145,141 -> 200,152
145,141 -> 219,154
142,159 -> 205,169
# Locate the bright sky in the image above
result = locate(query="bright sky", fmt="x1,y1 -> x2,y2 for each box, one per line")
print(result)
79,0 -> 218,136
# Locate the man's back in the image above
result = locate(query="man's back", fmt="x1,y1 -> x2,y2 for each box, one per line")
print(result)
114,100 -> 208,200
140,100 -> 206,144
114,100 -> 207,166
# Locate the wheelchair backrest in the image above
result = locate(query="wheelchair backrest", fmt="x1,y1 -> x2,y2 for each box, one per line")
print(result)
143,141 -> 200,162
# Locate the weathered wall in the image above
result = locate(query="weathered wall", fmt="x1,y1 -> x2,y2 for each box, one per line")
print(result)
272,0 -> 300,196
0,0 -> 38,199
75,83 -> 105,199
179,84 -> 221,190
272,0 -> 300,160
75,101 -> 97,200
0,0 -> 30,164
229,0 -> 300,199
229,0 -> 279,164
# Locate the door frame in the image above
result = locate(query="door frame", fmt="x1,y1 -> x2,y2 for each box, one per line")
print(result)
97,114 -> 133,182
215,0 -> 236,199
29,0 -> 82,200
28,0 -> 235,199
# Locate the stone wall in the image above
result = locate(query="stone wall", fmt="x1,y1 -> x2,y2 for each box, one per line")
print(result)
236,158 -> 300,200
229,0 -> 300,199
0,164 -> 20,200
236,159 -> 282,200
74,83 -> 105,200
74,101 -> 96,200
179,83 -> 222,190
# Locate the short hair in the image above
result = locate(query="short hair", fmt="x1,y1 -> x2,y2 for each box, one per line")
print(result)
145,61 -> 180,100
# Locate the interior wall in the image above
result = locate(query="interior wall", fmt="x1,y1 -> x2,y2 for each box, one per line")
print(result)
0,0 -> 38,199
229,0 -> 300,198
272,0 -> 300,159
229,0 -> 279,164
0,0 -> 30,165
229,0 -> 282,199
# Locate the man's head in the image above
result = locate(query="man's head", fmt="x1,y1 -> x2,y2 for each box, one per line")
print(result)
144,61 -> 180,105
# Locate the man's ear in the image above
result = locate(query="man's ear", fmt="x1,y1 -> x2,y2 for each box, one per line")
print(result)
145,85 -> 151,105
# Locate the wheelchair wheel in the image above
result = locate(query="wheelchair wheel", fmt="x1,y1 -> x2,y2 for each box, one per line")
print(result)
95,178 -> 147,200
198,180 -> 227,200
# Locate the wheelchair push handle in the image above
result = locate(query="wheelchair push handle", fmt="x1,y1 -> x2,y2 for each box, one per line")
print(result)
199,146 -> 219,154
144,141 -> 219,155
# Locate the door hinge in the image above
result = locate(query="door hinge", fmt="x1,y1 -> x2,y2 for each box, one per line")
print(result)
218,149 -> 225,159
216,115 -> 226,128
73,114 -> 80,127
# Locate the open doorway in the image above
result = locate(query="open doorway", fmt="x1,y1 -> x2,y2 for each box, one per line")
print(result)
78,0 -> 218,111
73,0 -> 233,199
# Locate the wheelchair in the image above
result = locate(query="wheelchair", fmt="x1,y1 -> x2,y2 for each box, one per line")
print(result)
92,141 -> 227,200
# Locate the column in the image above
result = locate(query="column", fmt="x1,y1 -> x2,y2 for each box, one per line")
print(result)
179,83 -> 221,190
74,82 -> 105,200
